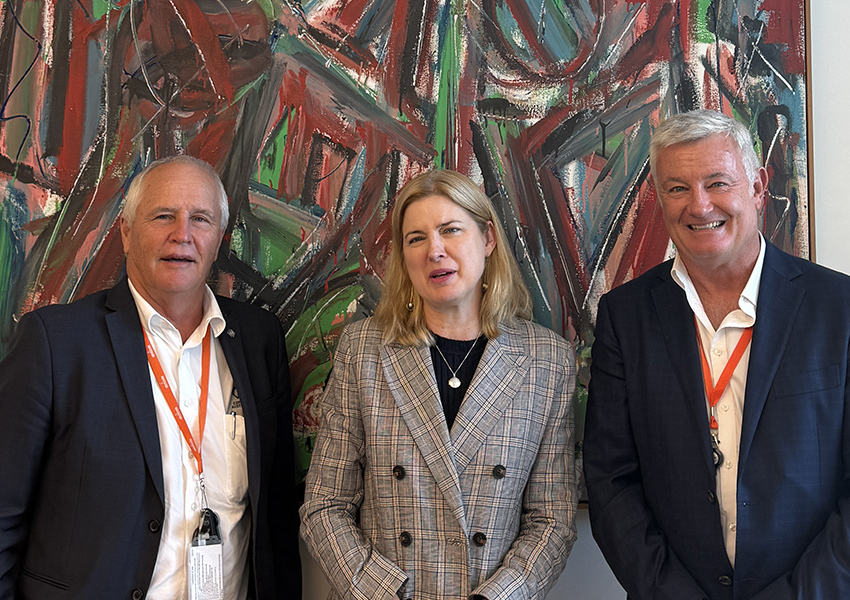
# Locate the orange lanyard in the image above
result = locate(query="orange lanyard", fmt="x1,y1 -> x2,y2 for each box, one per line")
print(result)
144,329 -> 212,476
695,317 -> 752,429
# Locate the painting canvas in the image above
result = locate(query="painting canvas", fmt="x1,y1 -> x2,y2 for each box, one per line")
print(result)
0,0 -> 810,478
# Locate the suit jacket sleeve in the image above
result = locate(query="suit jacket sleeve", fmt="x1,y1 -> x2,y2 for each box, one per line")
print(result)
299,327 -> 408,600
0,312 -> 54,596
584,295 -> 709,600
472,333 -> 578,600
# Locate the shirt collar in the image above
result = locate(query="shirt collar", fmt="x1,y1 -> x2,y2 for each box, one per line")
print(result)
671,234 -> 765,330
128,279 -> 227,348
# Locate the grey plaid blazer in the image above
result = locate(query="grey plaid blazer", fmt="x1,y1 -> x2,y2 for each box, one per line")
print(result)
300,317 -> 577,600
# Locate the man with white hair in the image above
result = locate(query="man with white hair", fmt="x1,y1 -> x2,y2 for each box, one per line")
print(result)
0,156 -> 301,599
585,110 -> 850,599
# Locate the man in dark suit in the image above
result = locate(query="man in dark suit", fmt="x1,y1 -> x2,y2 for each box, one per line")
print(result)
0,156 -> 301,599
584,110 -> 850,599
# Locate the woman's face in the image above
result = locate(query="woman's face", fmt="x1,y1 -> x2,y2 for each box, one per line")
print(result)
401,195 -> 495,319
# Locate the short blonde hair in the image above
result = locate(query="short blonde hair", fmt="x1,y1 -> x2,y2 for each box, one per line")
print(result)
374,170 -> 532,346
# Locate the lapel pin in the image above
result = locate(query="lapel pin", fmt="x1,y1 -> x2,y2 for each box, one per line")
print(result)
226,329 -> 235,337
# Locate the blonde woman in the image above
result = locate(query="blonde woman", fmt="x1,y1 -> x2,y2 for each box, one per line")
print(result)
301,170 -> 577,600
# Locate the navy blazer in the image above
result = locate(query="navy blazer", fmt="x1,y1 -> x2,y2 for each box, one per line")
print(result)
584,243 -> 850,600
0,279 -> 301,600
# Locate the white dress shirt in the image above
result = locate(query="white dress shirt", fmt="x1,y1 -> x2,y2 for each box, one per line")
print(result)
671,235 -> 766,566
129,281 -> 250,600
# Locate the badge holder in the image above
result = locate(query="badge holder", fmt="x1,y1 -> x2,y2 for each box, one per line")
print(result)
189,485 -> 224,600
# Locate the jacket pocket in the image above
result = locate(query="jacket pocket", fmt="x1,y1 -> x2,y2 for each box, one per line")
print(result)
772,365 -> 840,398
20,568 -> 70,590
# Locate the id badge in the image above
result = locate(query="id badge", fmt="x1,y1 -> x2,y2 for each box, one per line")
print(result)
189,508 -> 224,600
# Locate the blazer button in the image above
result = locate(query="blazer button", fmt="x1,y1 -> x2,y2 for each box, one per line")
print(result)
492,464 -> 506,479
148,520 -> 161,533
131,589 -> 144,600
707,490 -> 716,503
718,575 -> 732,586
399,531 -> 412,547
472,532 -> 487,547
393,465 -> 406,480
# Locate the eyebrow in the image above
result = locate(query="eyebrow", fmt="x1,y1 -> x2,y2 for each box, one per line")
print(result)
403,220 -> 463,237
661,172 -> 732,185
147,206 -> 217,217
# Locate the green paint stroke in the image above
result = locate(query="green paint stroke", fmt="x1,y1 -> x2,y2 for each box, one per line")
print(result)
696,0 -> 716,44
92,0 -> 112,20
257,106 -> 291,195
433,1 -> 464,169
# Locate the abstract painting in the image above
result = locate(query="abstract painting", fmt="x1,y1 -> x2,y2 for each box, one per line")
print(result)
0,0 -> 810,478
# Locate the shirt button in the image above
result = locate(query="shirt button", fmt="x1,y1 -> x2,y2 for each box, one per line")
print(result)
721,404 -> 730,412
191,502 -> 199,511
724,461 -> 733,469
729,523 -> 737,532
713,348 -> 723,356
188,451 -> 194,460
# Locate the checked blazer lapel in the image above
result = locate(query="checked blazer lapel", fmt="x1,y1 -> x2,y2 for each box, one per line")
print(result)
382,343 -> 468,530
651,272 -> 717,475
451,324 -> 530,477
738,244 -> 804,472
105,280 -> 165,503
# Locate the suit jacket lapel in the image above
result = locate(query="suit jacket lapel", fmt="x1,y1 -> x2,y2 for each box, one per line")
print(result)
215,310 -> 263,512
105,280 -> 165,503
651,271 -> 717,474
739,244 -> 804,470
451,324 -> 529,476
382,343 -> 467,530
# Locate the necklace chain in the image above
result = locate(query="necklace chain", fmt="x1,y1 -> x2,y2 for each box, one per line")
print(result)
434,336 -> 480,389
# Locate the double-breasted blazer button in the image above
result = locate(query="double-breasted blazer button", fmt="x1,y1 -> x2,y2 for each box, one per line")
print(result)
148,520 -> 161,533
393,465 -> 406,480
492,464 -> 506,479
131,589 -> 144,599
399,531 -> 412,546
718,575 -> 732,586
472,532 -> 487,546
707,490 -> 717,503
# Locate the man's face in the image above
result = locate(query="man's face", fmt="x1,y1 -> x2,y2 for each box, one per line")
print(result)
121,162 -> 224,310
653,134 -> 767,275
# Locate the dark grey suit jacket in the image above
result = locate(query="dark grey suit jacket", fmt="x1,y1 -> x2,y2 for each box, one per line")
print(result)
585,242 -> 850,600
0,278 -> 301,599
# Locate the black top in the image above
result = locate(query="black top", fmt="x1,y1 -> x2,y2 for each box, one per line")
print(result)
429,333 -> 487,431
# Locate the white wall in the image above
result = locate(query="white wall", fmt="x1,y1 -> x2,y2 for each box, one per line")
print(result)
810,3 -> 850,274
300,6 -> 849,598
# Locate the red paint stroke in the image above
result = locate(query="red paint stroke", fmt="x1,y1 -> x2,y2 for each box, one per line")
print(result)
612,180 -> 669,288
185,108 -> 238,172
758,0 -> 805,75
382,0 -> 413,113
616,2 -> 675,81
57,4 -> 104,195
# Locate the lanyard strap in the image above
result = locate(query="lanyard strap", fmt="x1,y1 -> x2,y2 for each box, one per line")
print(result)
695,317 -> 753,429
144,328 -> 212,476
